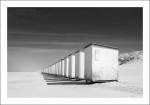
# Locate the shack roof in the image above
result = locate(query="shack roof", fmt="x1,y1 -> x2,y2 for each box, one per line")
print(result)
75,49 -> 84,53
84,43 -> 118,50
75,50 -> 80,53
68,54 -> 72,56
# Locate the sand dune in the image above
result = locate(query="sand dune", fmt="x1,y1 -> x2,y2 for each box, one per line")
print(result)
119,50 -> 142,65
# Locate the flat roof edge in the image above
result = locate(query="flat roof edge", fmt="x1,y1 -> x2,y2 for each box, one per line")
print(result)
75,49 -> 84,53
75,50 -> 80,53
84,43 -> 118,49
68,54 -> 72,56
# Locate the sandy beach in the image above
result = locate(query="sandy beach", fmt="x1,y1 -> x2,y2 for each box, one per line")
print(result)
8,59 -> 142,98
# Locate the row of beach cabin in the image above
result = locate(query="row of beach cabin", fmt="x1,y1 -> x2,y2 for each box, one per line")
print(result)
42,43 -> 119,82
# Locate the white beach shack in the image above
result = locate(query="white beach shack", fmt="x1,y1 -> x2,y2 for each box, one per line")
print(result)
50,65 -> 52,75
58,60 -> 62,76
54,63 -> 56,75
56,62 -> 59,76
54,63 -> 57,75
75,50 -> 85,80
42,68 -> 43,73
68,54 -> 75,79
84,43 -> 119,82
61,59 -> 65,76
49,65 -> 52,74
44,68 -> 48,73
57,62 -> 60,75
60,60 -> 62,76
52,64 -> 56,75
48,66 -> 51,74
45,68 -> 47,73
46,68 -> 48,74
46,68 -> 48,73
42,68 -> 44,73
57,62 -> 59,76
64,57 -> 69,77
57,62 -> 59,75
50,66 -> 52,74
44,68 -> 46,73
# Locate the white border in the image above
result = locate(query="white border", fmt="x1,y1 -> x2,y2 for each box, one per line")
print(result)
1,1 -> 149,104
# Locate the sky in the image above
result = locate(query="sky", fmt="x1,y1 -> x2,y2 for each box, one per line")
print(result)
7,7 -> 143,72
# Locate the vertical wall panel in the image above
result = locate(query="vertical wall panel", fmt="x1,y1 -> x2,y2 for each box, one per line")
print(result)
75,51 -> 85,79
68,55 -> 75,78
61,60 -> 65,76
64,57 -> 69,77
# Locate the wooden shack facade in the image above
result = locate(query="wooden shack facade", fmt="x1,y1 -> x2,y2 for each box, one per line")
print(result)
84,43 -> 118,82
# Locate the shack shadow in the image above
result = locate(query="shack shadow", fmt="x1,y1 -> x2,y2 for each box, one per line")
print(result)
46,80 -> 117,85
46,79 -> 76,82
41,72 -> 95,85
41,72 -> 117,85
46,81 -> 94,85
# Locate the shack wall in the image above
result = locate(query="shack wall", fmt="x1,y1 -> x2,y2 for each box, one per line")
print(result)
75,52 -> 79,78
92,46 -> 118,81
59,61 -> 62,76
79,51 -> 85,79
53,65 -> 55,75
84,46 -> 92,81
49,67 -> 51,74
50,66 -> 52,74
54,64 -> 56,75
57,63 -> 59,75
68,55 -> 75,78
61,60 -> 65,76
75,51 -> 85,79
64,57 -> 69,77
56,63 -> 58,75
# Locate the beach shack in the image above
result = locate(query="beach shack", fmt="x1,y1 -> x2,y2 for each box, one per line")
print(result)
50,66 -> 52,74
75,50 -> 85,80
61,59 -> 65,76
49,67 -> 51,74
46,68 -> 47,73
54,64 -> 56,75
57,62 -> 59,76
48,66 -> 51,74
58,61 -> 62,76
68,54 -> 75,79
43,68 -> 45,73
44,68 -> 46,73
54,64 -> 57,75
50,65 -> 52,74
56,62 -> 59,75
45,68 -> 48,73
84,43 -> 119,82
57,61 -> 59,76
64,57 -> 69,77
52,64 -> 55,75
46,68 -> 47,74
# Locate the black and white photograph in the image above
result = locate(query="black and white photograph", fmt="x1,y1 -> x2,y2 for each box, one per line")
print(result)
7,7 -> 143,98
1,0 -> 149,104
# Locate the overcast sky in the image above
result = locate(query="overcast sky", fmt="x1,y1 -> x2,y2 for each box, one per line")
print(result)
8,7 -> 143,72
